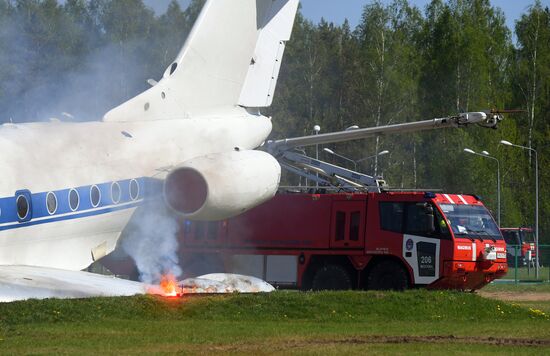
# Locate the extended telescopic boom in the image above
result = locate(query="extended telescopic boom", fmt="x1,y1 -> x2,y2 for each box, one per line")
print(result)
267,111 -> 502,156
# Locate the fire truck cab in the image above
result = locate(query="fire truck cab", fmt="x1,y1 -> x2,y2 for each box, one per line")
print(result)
500,227 -> 536,267
178,191 -> 507,291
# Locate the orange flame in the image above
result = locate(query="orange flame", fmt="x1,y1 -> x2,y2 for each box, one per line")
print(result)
159,274 -> 179,297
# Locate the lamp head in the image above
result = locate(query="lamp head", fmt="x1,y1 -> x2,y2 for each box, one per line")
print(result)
463,148 -> 476,154
500,140 -> 513,146
323,148 -> 335,154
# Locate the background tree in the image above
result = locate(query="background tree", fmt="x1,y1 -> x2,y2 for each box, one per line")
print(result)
510,1 -> 550,231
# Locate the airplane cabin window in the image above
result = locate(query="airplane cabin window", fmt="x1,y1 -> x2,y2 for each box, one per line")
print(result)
91,185 -> 101,207
111,182 -> 121,204
16,195 -> 29,220
46,192 -> 57,215
69,189 -> 79,211
129,179 -> 139,201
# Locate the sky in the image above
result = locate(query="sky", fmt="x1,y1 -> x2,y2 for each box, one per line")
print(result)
299,0 -> 549,32
144,0 -> 550,35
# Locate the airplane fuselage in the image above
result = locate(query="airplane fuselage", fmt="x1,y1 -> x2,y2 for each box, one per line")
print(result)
0,109 -> 272,270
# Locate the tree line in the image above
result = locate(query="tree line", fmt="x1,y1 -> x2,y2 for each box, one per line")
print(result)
0,0 -> 548,240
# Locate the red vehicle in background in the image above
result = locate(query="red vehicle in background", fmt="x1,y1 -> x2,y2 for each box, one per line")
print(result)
500,227 -> 536,267
178,191 -> 508,291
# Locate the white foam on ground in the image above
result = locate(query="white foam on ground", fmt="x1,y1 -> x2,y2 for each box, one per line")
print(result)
0,267 -> 275,302
196,273 -> 275,293
0,266 -> 147,302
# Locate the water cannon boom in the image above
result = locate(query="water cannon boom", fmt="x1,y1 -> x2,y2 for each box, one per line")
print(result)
267,111 -> 503,156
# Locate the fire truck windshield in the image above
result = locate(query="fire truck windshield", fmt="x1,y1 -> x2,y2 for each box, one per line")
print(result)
439,204 -> 502,240
520,230 -> 535,243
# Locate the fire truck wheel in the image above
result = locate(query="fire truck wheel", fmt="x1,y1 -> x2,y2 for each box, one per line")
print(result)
311,264 -> 352,291
366,260 -> 409,291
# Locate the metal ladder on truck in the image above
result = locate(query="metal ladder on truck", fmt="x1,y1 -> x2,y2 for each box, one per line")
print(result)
275,150 -> 387,193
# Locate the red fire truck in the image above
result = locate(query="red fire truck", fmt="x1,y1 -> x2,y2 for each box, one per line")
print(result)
178,191 -> 508,291
500,227 -> 536,267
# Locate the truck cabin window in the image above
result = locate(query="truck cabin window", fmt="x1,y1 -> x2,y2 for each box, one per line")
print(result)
335,211 -> 346,241
349,211 -> 360,241
379,202 -> 404,233
502,230 -> 520,245
405,203 -> 434,235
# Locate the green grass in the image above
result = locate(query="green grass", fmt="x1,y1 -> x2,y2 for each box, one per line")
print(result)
514,301 -> 550,314
504,266 -> 550,281
0,290 -> 549,354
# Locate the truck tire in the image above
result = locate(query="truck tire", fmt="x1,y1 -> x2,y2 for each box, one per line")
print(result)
366,260 -> 409,291
311,264 -> 352,291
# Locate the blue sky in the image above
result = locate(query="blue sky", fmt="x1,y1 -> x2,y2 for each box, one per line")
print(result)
301,0 -> 548,32
145,0 -> 549,34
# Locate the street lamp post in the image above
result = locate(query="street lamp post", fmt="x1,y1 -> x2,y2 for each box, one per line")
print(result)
500,140 -> 539,278
314,125 -> 320,188
357,150 -> 390,177
356,150 -> 390,164
323,148 -> 357,171
463,148 -> 501,226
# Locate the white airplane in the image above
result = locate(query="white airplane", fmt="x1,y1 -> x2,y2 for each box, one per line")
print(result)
0,0 -> 300,300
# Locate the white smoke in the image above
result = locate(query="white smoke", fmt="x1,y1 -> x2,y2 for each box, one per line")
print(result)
0,4 -> 185,123
121,202 -> 182,284
2,40 -> 155,123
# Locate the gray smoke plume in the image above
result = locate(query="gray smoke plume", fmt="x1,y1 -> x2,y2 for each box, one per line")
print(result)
121,202 -> 182,284
1,39 -> 155,123
0,3 -> 184,123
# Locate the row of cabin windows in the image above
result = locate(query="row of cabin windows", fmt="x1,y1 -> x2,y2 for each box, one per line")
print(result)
15,180 -> 140,221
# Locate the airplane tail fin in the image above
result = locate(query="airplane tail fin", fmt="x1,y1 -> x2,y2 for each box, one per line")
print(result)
104,0 -> 299,122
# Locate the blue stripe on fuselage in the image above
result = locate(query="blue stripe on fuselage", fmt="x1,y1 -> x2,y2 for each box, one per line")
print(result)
0,201 -> 143,231
0,177 -> 163,232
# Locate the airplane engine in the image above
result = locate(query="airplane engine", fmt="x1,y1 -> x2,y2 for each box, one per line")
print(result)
164,150 -> 281,221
